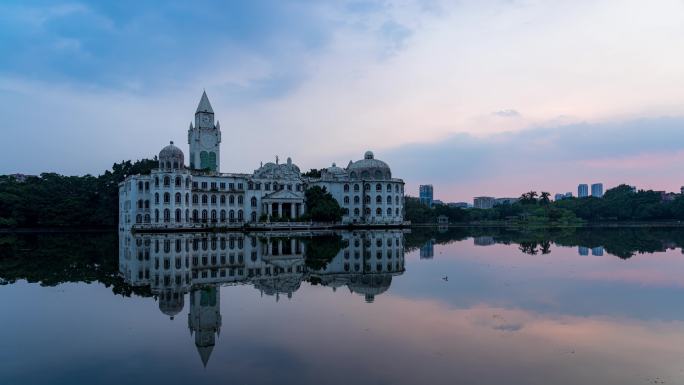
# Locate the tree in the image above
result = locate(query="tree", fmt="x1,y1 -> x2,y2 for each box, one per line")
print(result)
539,192 -> 551,205
303,186 -> 343,222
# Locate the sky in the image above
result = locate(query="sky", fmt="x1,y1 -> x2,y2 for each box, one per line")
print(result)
1,0 -> 684,202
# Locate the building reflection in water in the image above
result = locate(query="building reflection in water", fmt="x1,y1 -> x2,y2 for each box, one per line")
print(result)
119,230 -> 405,366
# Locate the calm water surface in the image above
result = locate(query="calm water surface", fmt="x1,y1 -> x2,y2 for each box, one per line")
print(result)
2,227 -> 684,385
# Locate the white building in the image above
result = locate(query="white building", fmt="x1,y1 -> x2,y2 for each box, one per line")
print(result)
578,184 -> 589,198
591,183 -> 604,198
118,92 -> 405,230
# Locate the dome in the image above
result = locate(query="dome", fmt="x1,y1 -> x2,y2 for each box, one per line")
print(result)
253,157 -> 301,180
348,274 -> 393,303
347,150 -> 391,180
159,141 -> 184,170
158,290 -> 185,319
320,162 -> 348,180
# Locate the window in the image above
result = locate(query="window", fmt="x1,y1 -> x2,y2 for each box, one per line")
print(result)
229,210 -> 235,222
164,209 -> 171,222
175,192 -> 181,204
175,209 -> 182,222
344,196 -> 350,204
237,195 -> 243,205
164,192 -> 170,204
210,182 -> 217,190
354,184 -> 360,192
220,195 -> 226,205
145,200 -> 149,209
265,183 -> 271,191
155,177 -> 159,187
193,182 -> 198,189
138,181 -> 143,191
202,194 -> 208,205
376,183 -> 382,191
201,182 -> 208,189
220,210 -> 226,222
192,210 -> 199,222
220,182 -> 226,190
192,194 -> 199,204
251,197 -> 257,207
211,210 -> 217,222
237,183 -> 243,190
248,182 -> 253,190
211,195 -> 217,205
354,196 -> 360,204
344,184 -> 349,192
202,210 -> 208,222
229,195 -> 235,205
155,193 -> 159,204
364,195 -> 370,204
376,195 -> 382,204
237,210 -> 243,221
376,208 -> 381,216
256,183 -> 261,190
175,176 -> 182,187
229,183 -> 235,190
164,176 -> 170,187
354,208 -> 360,216
186,177 -> 191,188
387,207 -> 392,216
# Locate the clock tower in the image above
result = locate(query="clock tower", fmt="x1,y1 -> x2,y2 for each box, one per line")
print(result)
188,91 -> 222,172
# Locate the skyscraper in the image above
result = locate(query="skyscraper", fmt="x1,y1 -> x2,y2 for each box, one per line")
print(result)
591,183 -> 603,198
578,184 -> 589,198
419,185 -> 434,207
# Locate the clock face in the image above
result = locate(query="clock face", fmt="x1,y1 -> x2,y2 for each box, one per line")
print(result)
202,115 -> 210,124
200,134 -> 216,148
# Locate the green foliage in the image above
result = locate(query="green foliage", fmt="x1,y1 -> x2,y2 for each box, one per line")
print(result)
0,158 -> 157,228
302,186 -> 343,222
303,234 -> 345,270
301,168 -> 324,178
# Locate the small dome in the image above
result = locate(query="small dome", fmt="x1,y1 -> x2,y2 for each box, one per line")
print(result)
348,151 -> 391,180
321,162 -> 347,180
159,141 -> 184,170
158,290 -> 185,319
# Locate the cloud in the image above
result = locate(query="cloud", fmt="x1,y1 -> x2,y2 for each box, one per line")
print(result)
492,109 -> 520,118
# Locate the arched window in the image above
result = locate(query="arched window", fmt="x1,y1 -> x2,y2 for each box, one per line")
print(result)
220,210 -> 226,222
354,208 -> 360,216
201,210 -> 208,222
185,209 -> 189,222
361,171 -> 370,178
376,195 -> 382,204
396,208 -> 399,216
237,210 -> 243,221
202,194 -> 208,205
155,177 -> 159,187
175,209 -> 181,222
155,209 -> 159,222
376,183 -> 382,191
364,183 -> 370,191
344,196 -> 350,204
186,177 -> 191,188
211,195 -> 217,205
164,209 -> 171,222
220,195 -> 226,205
138,181 -> 143,191
344,184 -> 350,192
137,199 -> 143,209
387,207 -> 392,216
192,194 -> 199,204
136,214 -> 142,223
251,211 -> 257,222
238,195 -> 243,205
395,185 -> 400,193
144,214 -> 150,223
364,195 -> 371,204
354,196 -> 360,204
251,197 -> 257,207
387,195 -> 392,204
374,170 -> 383,179
395,196 -> 399,205
354,184 -> 360,192
163,176 -> 170,186
211,210 -> 217,222
185,193 -> 189,205
155,193 -> 159,204
229,195 -> 235,205
229,210 -> 235,222
365,207 -> 371,215
350,171 -> 357,179
387,183 -> 392,191
166,161 -> 172,169
175,176 -> 182,187
175,192 -> 181,204
164,192 -> 170,204
192,210 -> 199,222
173,161 -> 179,169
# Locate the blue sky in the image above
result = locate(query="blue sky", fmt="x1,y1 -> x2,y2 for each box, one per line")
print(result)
2,0 -> 684,201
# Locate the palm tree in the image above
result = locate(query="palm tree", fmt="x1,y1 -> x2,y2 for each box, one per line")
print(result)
540,191 -> 551,205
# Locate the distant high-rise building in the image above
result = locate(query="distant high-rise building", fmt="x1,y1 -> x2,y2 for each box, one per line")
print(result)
680,186 -> 684,194
554,193 -> 564,201
474,196 -> 496,209
578,246 -> 589,256
419,185 -> 434,207
591,247 -> 604,256
420,240 -> 434,259
447,202 -> 469,208
564,192 -> 573,198
591,183 -> 603,198
578,184 -> 589,198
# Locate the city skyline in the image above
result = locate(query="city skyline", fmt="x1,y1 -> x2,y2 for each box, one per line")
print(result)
2,1 -> 684,202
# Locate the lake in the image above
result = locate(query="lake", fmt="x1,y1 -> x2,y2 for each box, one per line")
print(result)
1,227 -> 684,385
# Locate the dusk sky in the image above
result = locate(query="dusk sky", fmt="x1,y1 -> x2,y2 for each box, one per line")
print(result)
2,0 -> 684,202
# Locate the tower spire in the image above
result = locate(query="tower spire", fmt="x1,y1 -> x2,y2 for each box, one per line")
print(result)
196,90 -> 214,114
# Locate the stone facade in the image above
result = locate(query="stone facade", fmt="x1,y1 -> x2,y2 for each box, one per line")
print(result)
118,92 -> 405,230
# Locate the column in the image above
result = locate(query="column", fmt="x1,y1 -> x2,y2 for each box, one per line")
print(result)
277,203 -> 282,218
290,203 -> 295,220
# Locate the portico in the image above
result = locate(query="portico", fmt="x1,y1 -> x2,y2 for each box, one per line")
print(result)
262,190 -> 305,220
